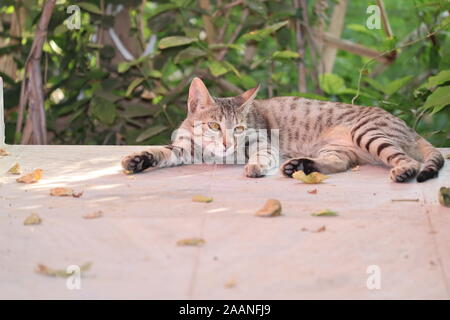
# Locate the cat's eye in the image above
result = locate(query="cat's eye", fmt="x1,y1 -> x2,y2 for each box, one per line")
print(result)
208,122 -> 221,131
234,125 -> 246,135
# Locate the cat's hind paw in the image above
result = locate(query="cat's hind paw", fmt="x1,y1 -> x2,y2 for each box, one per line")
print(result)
122,151 -> 156,173
389,165 -> 418,183
281,158 -> 319,177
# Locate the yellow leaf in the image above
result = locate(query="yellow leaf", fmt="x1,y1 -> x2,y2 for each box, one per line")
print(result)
16,169 -> 43,184
439,187 -> 450,207
7,163 -> 21,175
224,278 -> 237,288
192,195 -> 213,203
176,237 -> 205,246
35,262 -> 92,278
311,209 -> 338,217
292,170 -> 328,184
23,213 -> 42,225
255,199 -> 282,217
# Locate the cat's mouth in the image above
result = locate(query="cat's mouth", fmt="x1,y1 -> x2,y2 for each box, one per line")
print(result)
203,143 -> 235,160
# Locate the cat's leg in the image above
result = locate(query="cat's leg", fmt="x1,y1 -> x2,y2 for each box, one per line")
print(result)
353,129 -> 420,182
281,145 -> 357,177
121,145 -> 187,173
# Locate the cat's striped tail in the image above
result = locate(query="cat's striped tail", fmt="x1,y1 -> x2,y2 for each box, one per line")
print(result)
416,137 -> 445,182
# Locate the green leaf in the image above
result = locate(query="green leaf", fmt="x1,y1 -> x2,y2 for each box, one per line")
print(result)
241,20 -> 289,42
208,43 -> 243,51
158,36 -> 197,49
78,2 -> 102,15
364,78 -> 386,93
419,70 -> 450,90
90,97 -> 116,125
271,50 -> 300,60
208,60 -> 229,77
383,76 -> 413,96
174,47 -> 206,63
126,78 -> 145,97
118,62 -> 131,73
250,57 -> 268,70
148,70 -> 162,78
319,73 -> 346,95
136,125 -> 168,142
223,61 -> 240,78
422,85 -> 450,113
94,90 -> 121,103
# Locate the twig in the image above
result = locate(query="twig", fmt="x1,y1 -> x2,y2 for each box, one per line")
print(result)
293,0 -> 306,92
216,8 -> 249,61
376,0 -> 393,38
199,0 -> 216,44
391,199 -> 420,202
195,70 -> 242,95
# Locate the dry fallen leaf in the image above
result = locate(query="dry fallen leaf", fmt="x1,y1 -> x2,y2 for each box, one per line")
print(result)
192,195 -> 213,203
311,209 -> 338,217
292,171 -> 329,184
315,225 -> 326,233
16,169 -> 43,184
50,187 -> 73,196
177,237 -> 205,246
23,213 -> 42,225
439,187 -> 450,208
50,187 -> 83,198
446,154 -> 450,159
83,211 -> 103,219
72,191 -> 83,198
301,225 -> 326,233
0,148 -> 10,156
35,262 -> 92,278
224,278 -> 237,289
7,163 -> 21,175
351,165 -> 360,171
307,189 -> 318,194
255,199 -> 282,217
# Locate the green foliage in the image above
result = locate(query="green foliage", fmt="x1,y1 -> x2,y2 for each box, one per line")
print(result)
0,0 -> 449,146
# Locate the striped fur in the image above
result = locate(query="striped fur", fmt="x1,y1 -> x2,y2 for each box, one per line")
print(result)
122,78 -> 444,183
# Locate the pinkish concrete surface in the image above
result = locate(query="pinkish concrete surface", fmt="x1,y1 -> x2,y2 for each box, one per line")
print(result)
0,145 -> 449,299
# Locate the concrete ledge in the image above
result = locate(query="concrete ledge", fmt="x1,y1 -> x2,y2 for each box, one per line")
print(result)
0,144 -> 449,299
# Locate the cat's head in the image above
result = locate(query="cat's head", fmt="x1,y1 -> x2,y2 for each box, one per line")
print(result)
185,77 -> 260,156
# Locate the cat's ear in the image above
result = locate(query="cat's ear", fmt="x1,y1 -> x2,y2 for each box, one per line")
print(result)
236,84 -> 260,113
188,77 -> 213,113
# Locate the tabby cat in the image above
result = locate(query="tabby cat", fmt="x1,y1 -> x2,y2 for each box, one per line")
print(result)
122,77 -> 444,183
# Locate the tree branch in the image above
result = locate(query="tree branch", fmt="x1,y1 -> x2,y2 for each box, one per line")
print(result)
16,0 -> 56,144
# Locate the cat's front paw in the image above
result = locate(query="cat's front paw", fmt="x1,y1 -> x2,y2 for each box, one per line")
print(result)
281,158 -> 319,177
244,163 -> 266,178
122,151 -> 156,173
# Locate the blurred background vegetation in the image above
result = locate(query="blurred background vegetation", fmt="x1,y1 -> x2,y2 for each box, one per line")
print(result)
0,0 -> 449,146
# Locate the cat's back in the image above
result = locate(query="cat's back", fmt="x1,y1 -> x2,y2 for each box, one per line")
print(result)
252,96 -> 367,128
